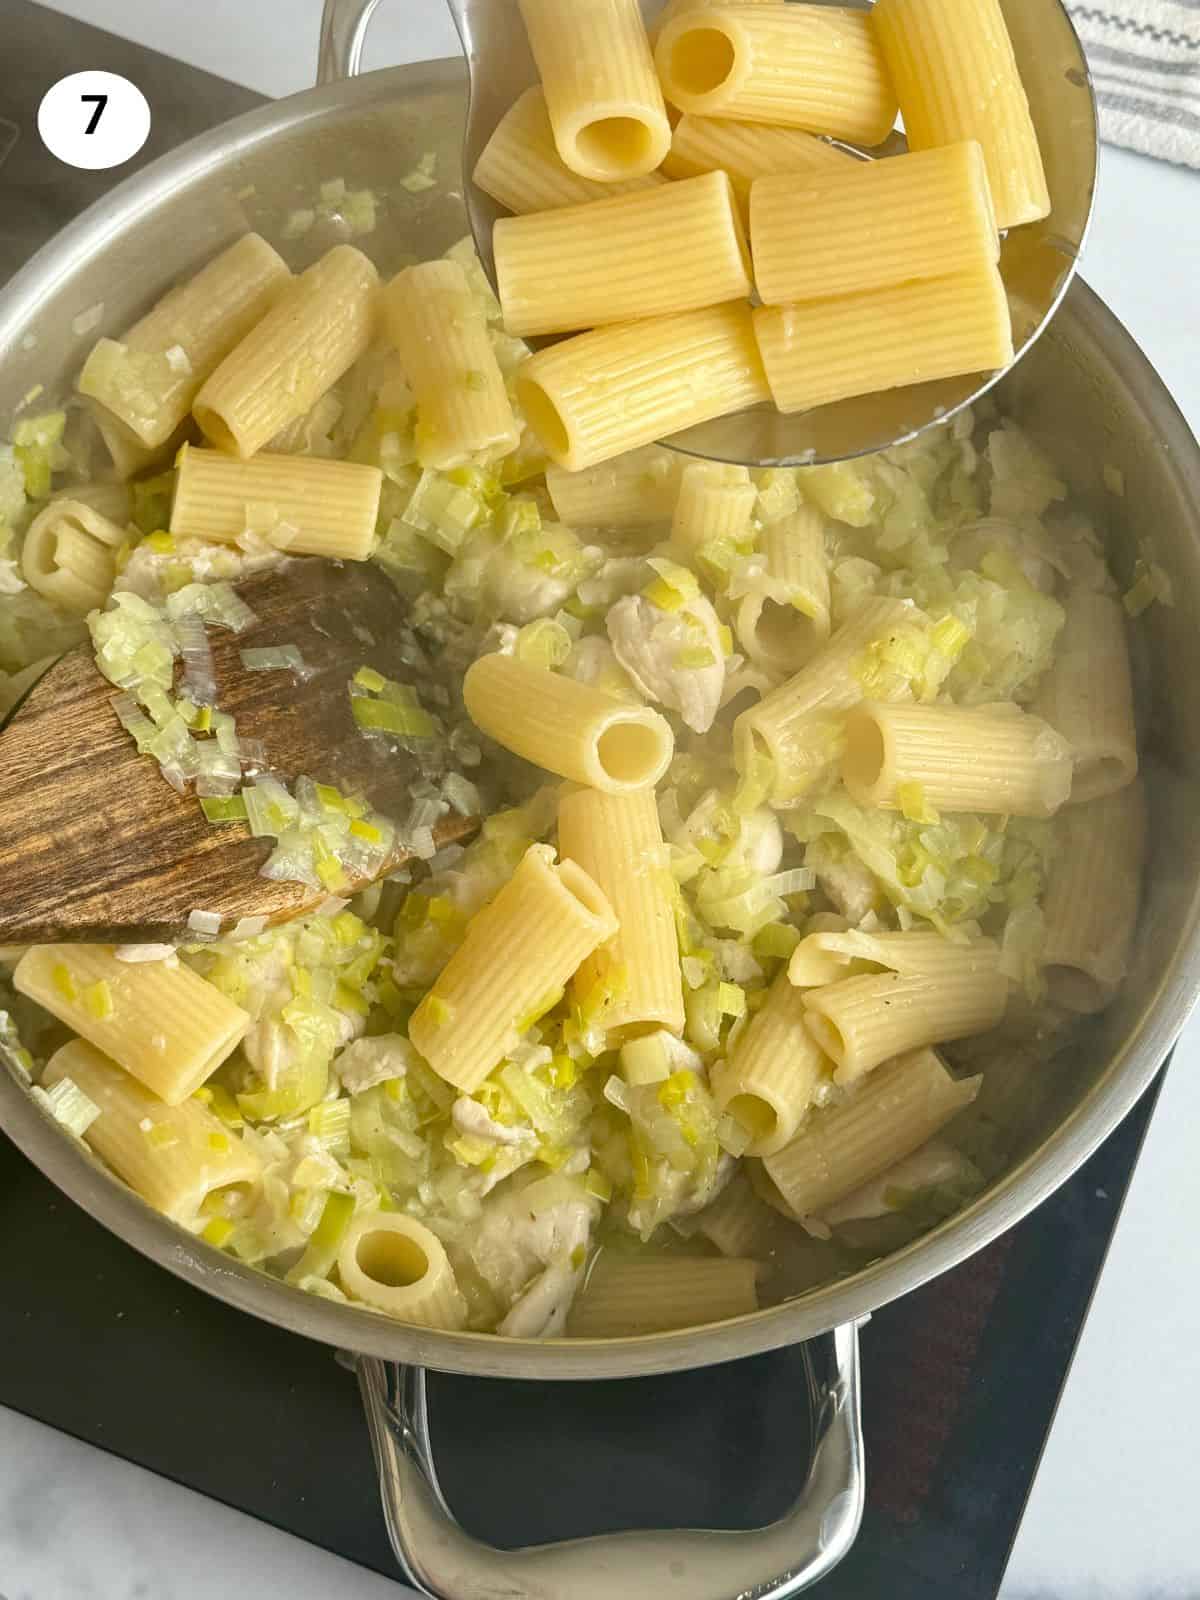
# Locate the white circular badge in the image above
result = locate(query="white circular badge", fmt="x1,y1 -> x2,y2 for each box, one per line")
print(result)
37,71 -> 151,171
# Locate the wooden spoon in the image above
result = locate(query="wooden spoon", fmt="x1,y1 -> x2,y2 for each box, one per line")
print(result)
0,559 -> 479,946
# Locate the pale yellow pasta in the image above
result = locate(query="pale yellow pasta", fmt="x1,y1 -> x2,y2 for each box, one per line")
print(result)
711,971 -> 833,1156
547,446 -> 684,531
338,1211 -> 468,1330
41,1039 -> 261,1224
517,301 -> 770,473
193,245 -> 378,459
692,1169 -> 786,1258
789,928 -> 995,988
494,173 -> 752,339
268,391 -> 344,457
89,401 -> 186,482
655,5 -> 898,145
762,1048 -> 981,1218
474,87 -> 668,216
567,1254 -> 759,1336
50,480 -> 132,524
662,114 -> 850,218
463,655 -> 674,793
21,498 -> 126,614
409,844 -> 618,1093
734,596 -> 917,803
1035,590 -> 1138,805
169,444 -> 382,561
735,508 -> 831,676
801,959 -> 1008,1084
751,142 -> 998,307
559,786 -> 684,1039
77,234 -> 290,450
518,0 -> 671,180
14,946 -> 250,1105
1043,783 -> 1145,1014
873,0 -> 1050,230
671,462 -> 756,558
753,263 -> 1014,416
841,701 -> 1074,818
653,0 -> 777,41
382,260 -> 519,470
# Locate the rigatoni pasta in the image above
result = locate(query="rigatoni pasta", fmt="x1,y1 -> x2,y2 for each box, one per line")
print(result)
77,233 -> 290,450
558,786 -> 685,1039
517,301 -> 770,472
1043,783 -> 1145,1013
692,1169 -> 787,1259
463,655 -> 674,792
518,0 -> 671,180
734,508 -> 831,675
654,4 -> 898,145
1035,590 -> 1138,805
662,114 -> 851,216
338,1212 -> 469,1329
750,143 -> 998,307
41,1039 -> 261,1224
547,446 -> 684,530
193,245 -> 378,459
671,462 -> 756,558
21,498 -> 126,614
382,260 -> 520,470
170,444 -> 382,560
753,263 -> 1014,416
14,946 -> 249,1104
873,0 -> 1050,230
801,949 -> 1008,1084
841,701 -> 1074,818
762,1048 -> 981,1218
711,970 -> 832,1156
567,1254 -> 759,1336
408,844 -> 618,1093
494,172 -> 752,338
473,87 -> 667,215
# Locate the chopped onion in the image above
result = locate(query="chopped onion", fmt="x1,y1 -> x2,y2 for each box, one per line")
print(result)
186,909 -> 222,938
175,612 -> 218,707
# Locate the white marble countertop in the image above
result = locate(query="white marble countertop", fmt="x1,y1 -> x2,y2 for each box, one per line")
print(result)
3,4 -> 1200,1597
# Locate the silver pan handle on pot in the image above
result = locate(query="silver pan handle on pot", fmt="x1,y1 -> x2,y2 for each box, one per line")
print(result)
354,1322 -> 864,1600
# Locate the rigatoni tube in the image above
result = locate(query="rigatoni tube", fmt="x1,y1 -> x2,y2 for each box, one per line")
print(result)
517,301 -> 770,473
841,701 -> 1074,818
21,499 -> 125,614
662,114 -> 851,218
693,1169 -> 787,1258
494,172 -> 752,338
558,787 -> 684,1039
762,1047 -> 981,1218
655,4 -> 898,145
519,0 -> 671,180
464,655 -> 674,793
383,260 -> 519,470
338,1212 -> 469,1329
408,844 -> 618,1093
193,245 -> 378,459
753,264 -> 1013,416
566,1254 -> 759,1336
734,596 -> 918,803
801,952 -> 1008,1085
751,142 -> 998,307
170,445 -> 382,560
1043,783 -> 1145,1014
734,509 -> 831,676
1035,591 -> 1138,805
711,971 -> 833,1156
15,946 -> 249,1105
671,462 -> 756,557
789,928 -> 987,988
77,233 -> 290,450
41,1039 -> 261,1224
547,446 -> 685,531
474,87 -> 667,215
873,0 -> 1050,230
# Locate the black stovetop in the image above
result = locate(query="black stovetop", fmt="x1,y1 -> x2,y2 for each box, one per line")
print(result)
0,3 -> 1169,1592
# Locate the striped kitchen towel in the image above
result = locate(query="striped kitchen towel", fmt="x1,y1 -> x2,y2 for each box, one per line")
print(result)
1065,1 -> 1200,168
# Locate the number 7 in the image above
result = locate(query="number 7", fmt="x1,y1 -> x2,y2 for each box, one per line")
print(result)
81,94 -> 108,135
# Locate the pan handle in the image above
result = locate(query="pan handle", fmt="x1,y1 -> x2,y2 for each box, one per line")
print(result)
317,0 -> 384,84
353,1320 -> 864,1600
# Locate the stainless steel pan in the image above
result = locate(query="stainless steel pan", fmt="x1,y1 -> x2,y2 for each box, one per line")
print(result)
1,34 -> 1198,1600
